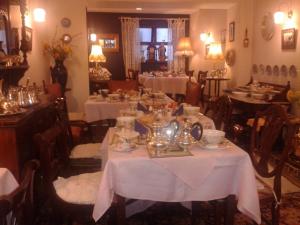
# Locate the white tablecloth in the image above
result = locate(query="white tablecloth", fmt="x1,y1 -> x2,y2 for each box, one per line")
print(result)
92,129 -> 261,224
139,75 -> 196,95
84,96 -> 174,122
0,168 -> 18,196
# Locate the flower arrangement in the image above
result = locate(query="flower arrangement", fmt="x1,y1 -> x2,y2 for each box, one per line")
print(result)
44,39 -> 72,61
287,90 -> 300,105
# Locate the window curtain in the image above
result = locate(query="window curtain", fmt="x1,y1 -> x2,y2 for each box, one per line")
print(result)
121,17 -> 141,79
167,19 -> 186,73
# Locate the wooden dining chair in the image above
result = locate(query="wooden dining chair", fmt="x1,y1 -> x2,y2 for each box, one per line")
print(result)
34,120 -> 106,225
187,70 -> 194,81
0,160 -> 40,225
204,95 -> 233,134
247,104 -> 296,225
185,81 -> 201,106
108,80 -> 139,92
197,71 -> 208,107
127,69 -> 139,80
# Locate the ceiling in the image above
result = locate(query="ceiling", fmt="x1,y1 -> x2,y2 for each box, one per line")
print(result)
86,0 -> 237,14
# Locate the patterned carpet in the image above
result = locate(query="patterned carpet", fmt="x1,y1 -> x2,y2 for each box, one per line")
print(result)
95,192 -> 300,225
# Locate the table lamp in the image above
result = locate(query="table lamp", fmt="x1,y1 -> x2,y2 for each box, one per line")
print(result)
206,42 -> 225,77
89,44 -> 110,80
175,37 -> 194,74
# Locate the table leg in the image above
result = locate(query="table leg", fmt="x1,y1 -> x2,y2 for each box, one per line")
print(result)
224,195 -> 236,225
208,80 -> 212,99
113,194 -> 126,225
217,80 -> 221,97
214,80 -> 217,97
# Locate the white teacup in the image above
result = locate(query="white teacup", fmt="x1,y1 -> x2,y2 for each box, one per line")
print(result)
202,129 -> 225,146
184,106 -> 200,116
116,116 -> 135,129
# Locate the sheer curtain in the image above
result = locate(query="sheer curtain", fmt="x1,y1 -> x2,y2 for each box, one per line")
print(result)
167,19 -> 186,73
121,17 -> 141,79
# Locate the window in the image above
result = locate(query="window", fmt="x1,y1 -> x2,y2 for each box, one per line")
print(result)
139,25 -> 170,62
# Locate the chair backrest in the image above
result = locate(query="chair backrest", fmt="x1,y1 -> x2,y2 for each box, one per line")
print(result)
185,81 -> 200,106
34,121 -> 70,187
127,69 -> 139,80
0,160 -> 40,225
249,104 -> 296,201
197,70 -> 208,83
108,80 -> 139,92
187,70 -> 194,81
205,95 -> 233,132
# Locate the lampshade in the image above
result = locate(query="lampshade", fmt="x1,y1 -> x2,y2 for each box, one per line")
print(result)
89,45 -> 106,63
33,8 -> 46,22
206,42 -> 224,60
175,37 -> 194,57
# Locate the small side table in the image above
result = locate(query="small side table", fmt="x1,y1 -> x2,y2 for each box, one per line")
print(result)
206,77 -> 230,98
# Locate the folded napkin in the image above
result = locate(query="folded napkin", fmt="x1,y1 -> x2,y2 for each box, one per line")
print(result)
172,104 -> 184,116
135,120 -> 149,135
137,102 -> 149,113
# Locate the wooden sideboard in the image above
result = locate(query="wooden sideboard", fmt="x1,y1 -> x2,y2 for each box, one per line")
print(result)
0,100 -> 57,181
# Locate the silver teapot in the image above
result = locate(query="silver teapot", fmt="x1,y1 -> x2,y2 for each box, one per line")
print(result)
147,121 -> 170,156
176,119 -> 203,151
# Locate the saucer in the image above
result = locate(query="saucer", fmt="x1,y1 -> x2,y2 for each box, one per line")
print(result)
199,140 -> 230,150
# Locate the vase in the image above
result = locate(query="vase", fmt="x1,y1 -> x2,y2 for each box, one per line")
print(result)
50,59 -> 68,94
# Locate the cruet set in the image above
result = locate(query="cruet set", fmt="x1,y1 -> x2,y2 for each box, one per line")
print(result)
146,117 -> 203,156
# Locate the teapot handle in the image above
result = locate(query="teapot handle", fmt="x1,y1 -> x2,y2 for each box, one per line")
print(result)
191,122 -> 203,141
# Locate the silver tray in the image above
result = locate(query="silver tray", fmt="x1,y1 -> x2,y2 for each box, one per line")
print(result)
0,108 -> 27,117
147,144 -> 193,158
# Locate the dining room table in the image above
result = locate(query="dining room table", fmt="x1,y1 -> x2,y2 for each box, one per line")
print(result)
0,168 -> 18,196
92,116 -> 261,225
138,73 -> 197,96
84,94 -> 175,122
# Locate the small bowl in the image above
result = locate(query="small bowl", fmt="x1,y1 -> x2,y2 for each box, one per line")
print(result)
202,129 -> 225,146
108,93 -> 120,100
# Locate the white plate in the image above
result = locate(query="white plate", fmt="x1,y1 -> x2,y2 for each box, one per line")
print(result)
198,140 -> 230,150
232,91 -> 248,97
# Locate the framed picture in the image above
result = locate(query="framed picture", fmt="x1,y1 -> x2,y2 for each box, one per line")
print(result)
25,27 -> 32,51
97,33 -> 119,53
282,28 -> 297,50
229,22 -> 235,42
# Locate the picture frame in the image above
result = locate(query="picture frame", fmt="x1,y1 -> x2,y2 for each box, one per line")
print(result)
25,27 -> 32,51
229,22 -> 235,42
97,33 -> 119,53
281,28 -> 297,50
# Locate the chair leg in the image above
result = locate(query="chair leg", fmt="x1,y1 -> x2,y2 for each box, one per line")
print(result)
114,194 -> 126,225
214,200 -> 222,225
224,195 -> 236,225
271,202 -> 280,225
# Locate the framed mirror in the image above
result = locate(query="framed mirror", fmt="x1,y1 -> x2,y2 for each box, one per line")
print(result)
0,9 -> 9,54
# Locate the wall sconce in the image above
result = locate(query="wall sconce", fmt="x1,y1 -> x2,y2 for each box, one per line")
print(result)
273,1 -> 294,26
200,32 -> 214,44
90,33 -> 97,42
33,8 -> 46,22
206,42 -> 224,60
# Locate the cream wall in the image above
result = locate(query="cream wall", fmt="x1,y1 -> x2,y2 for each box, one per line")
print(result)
24,0 -> 89,112
252,0 -> 300,91
189,9 -> 227,74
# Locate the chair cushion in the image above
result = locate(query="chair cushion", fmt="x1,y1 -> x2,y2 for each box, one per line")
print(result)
53,171 -> 102,205
70,143 -> 102,159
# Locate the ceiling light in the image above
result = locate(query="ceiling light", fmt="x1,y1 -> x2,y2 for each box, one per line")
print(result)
136,7 -> 142,11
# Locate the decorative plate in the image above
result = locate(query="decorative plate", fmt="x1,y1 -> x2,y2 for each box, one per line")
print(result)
259,64 -> 265,75
261,12 -> 275,41
273,65 -> 279,76
281,65 -> 288,76
266,65 -> 272,75
289,65 -> 297,77
61,17 -> 71,28
252,64 -> 258,74
225,49 -> 236,67
61,33 -> 72,43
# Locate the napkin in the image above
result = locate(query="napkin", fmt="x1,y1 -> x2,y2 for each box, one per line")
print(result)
137,102 -> 149,113
172,104 -> 184,116
135,120 -> 149,135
